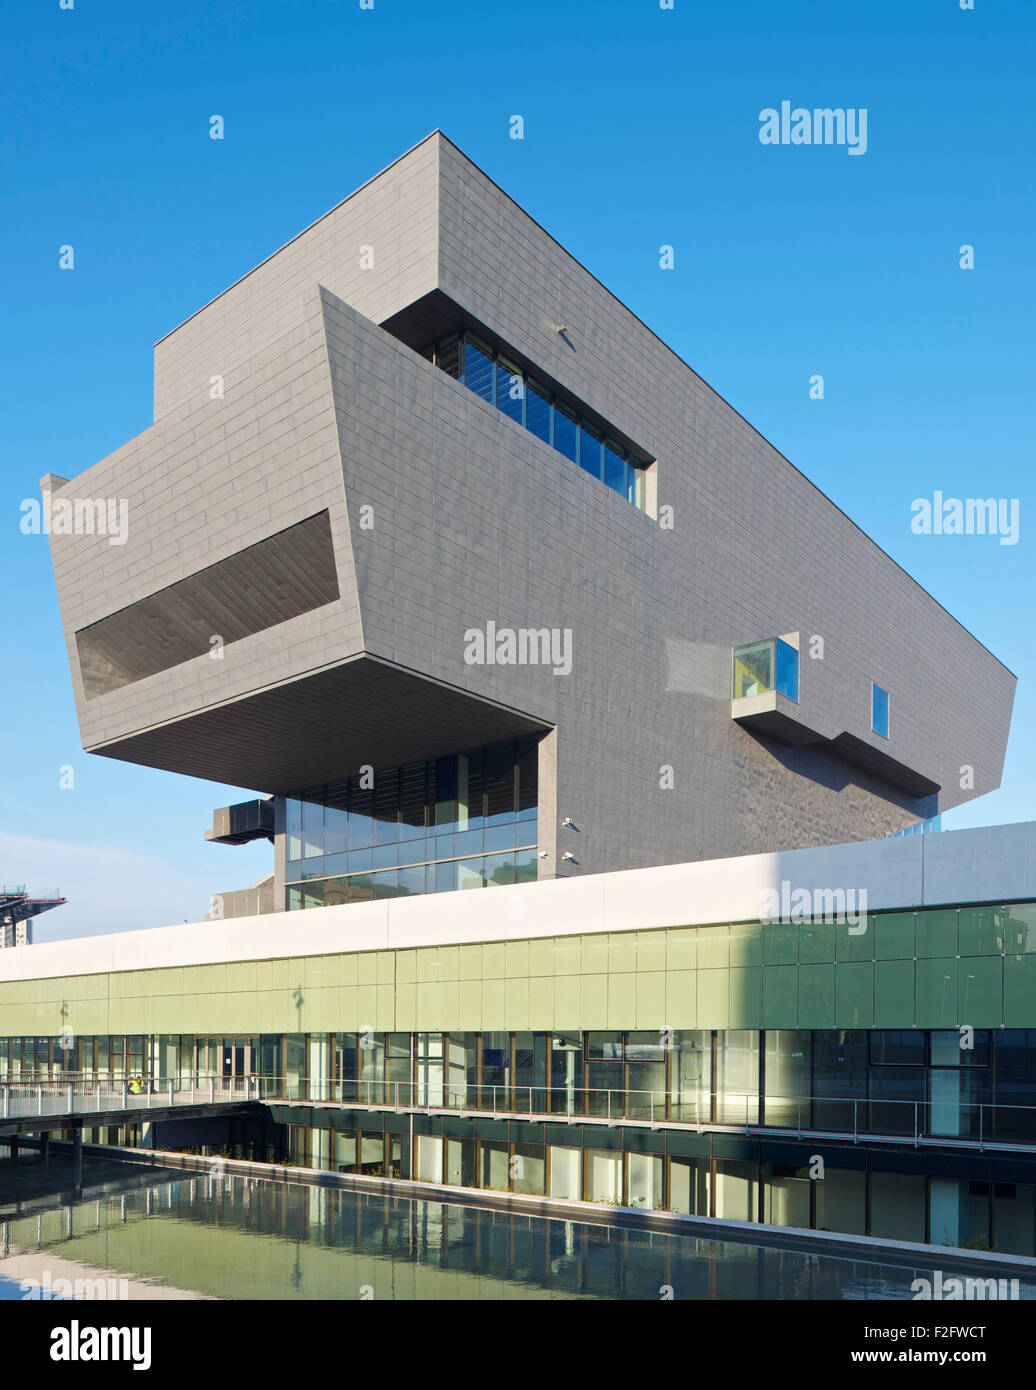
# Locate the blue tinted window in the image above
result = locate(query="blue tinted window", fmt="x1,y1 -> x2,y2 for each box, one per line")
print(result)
496,359 -> 524,425
579,425 -> 603,480
433,331 -> 648,509
604,442 -> 626,495
776,639 -> 799,702
463,338 -> 495,405
526,380 -> 551,444
554,405 -> 578,462
484,820 -> 517,853
872,684 -> 889,738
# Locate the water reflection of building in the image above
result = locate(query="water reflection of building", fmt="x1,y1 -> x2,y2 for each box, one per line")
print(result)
0,1166 -> 984,1301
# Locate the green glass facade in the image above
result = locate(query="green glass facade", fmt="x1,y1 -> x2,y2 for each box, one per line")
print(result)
2,902 -> 1028,1039
5,898 -> 1036,1252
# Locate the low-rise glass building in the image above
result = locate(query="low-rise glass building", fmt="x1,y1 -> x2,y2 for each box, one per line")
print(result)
4,827 -> 1036,1253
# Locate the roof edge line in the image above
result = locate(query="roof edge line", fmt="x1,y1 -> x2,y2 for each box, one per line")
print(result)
152,129 -> 445,349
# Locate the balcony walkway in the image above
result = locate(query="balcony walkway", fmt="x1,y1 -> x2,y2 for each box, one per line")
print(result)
4,1077 -> 1035,1160
0,1080 -> 259,1140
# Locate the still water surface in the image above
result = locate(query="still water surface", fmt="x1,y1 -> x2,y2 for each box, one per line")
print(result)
0,1154 -> 1032,1301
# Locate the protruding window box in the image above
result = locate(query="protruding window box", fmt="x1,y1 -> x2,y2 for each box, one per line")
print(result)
731,635 -> 824,746
731,636 -> 942,796
206,799 -> 275,845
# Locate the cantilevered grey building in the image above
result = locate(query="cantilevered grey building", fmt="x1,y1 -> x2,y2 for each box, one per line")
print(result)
41,132 -> 1013,917
12,136 -> 1036,1255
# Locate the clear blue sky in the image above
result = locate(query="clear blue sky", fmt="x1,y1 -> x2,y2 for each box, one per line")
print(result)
2,0 -> 1033,940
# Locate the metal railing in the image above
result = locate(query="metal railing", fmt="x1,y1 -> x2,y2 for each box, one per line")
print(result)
245,1076 -> 1036,1149
0,1076 -> 258,1123
4,1074 -> 1036,1150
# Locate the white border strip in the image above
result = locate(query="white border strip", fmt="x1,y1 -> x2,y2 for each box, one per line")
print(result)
3,822 -> 1034,984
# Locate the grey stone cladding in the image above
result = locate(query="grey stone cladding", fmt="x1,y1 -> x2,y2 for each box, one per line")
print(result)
42,133 -> 1015,883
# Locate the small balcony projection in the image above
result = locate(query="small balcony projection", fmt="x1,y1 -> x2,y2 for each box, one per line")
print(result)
731,635 -> 941,797
731,633 -> 821,746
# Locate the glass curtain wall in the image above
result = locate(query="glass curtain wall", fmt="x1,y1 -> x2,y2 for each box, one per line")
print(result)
0,1027 -> 1009,1140
285,737 -> 538,910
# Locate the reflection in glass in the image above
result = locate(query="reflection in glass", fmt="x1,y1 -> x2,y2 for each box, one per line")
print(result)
549,1145 -> 581,1199
457,859 -> 483,891
301,797 -> 323,859
463,337 -> 495,404
527,380 -> 551,443
732,637 -> 799,703
776,638 -> 799,701
554,404 -> 578,463
872,682 -> 890,738
733,640 -> 774,698
605,444 -> 626,493
286,738 -> 539,911
578,425 -> 603,480
497,359 -> 524,426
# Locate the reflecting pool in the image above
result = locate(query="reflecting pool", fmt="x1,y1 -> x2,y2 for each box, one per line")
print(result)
1,1153 -> 1034,1301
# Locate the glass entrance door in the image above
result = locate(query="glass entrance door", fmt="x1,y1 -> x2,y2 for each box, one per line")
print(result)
221,1037 -> 253,1092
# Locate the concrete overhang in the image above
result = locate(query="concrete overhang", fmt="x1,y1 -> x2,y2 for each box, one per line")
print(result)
828,732 -> 941,799
88,655 -> 551,793
731,691 -> 826,746
733,695 -> 941,797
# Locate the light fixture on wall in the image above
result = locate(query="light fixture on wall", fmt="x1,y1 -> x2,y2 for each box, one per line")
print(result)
562,851 -> 576,862
561,817 -> 574,827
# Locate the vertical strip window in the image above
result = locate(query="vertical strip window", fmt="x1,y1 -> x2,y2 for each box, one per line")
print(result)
632,466 -> 645,509
436,334 -> 461,379
373,767 -> 400,849
578,424 -> 603,480
286,799 -> 302,862
776,639 -> 799,702
526,379 -> 552,444
398,761 -> 428,845
301,793 -> 323,859
463,336 -> 495,406
324,782 -> 349,856
554,403 -> 578,463
348,774 -> 373,853
496,358 -> 525,427
604,441 -> 627,495
872,684 -> 890,738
